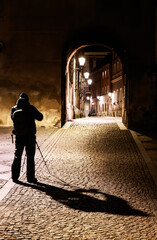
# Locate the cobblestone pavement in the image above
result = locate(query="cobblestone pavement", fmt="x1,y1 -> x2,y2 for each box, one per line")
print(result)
0,117 -> 157,240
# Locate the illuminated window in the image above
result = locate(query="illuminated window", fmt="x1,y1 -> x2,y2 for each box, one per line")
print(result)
117,89 -> 119,103
120,88 -> 122,101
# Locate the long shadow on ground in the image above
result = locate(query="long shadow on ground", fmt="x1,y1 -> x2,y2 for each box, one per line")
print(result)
17,180 -> 148,216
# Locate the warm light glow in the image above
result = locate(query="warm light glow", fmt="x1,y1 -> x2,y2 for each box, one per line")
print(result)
86,96 -> 90,100
87,79 -> 92,85
78,57 -> 86,67
97,96 -> 100,100
108,92 -> 112,97
100,96 -> 104,103
84,72 -> 89,79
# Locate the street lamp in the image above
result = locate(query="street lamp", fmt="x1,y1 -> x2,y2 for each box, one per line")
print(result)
108,92 -> 112,97
78,57 -> 86,67
87,79 -> 92,85
84,72 -> 90,79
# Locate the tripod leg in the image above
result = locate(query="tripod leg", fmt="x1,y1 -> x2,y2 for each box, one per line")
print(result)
22,155 -> 26,172
35,141 -> 72,186
36,141 -> 51,175
21,152 -> 26,172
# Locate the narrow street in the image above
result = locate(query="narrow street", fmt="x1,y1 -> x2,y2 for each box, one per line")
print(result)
0,117 -> 156,240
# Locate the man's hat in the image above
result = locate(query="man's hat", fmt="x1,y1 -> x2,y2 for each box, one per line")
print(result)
19,92 -> 29,102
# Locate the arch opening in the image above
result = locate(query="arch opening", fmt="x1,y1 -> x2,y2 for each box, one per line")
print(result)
63,43 -> 127,125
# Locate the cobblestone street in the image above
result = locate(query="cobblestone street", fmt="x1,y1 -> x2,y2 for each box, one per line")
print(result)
0,117 -> 157,239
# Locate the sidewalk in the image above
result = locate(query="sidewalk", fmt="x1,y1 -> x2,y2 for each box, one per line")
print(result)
130,130 -> 157,186
115,118 -> 157,186
110,117 -> 157,186
0,117 -> 156,240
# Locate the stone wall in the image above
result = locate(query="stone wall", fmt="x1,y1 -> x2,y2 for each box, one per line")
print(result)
0,0 -> 155,129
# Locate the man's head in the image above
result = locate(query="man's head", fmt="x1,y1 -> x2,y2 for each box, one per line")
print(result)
16,93 -> 30,109
19,92 -> 29,102
16,97 -> 30,109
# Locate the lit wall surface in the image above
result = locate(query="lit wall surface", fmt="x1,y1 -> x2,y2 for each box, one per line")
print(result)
0,0 -> 155,128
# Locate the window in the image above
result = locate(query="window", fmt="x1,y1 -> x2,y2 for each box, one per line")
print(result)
102,104 -> 104,112
117,89 -> 119,103
114,63 -> 116,74
119,88 -> 122,102
105,86 -> 107,94
107,69 -> 109,78
93,59 -> 96,68
117,61 -> 119,72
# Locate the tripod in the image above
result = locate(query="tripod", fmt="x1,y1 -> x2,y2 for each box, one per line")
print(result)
36,141 -> 70,186
22,140 -> 69,186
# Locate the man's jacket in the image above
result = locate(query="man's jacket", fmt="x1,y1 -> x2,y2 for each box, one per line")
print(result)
11,98 -> 43,135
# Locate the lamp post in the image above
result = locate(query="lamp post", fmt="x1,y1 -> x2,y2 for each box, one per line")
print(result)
87,78 -> 92,93
78,56 -> 86,115
78,57 -> 93,117
86,78 -> 93,116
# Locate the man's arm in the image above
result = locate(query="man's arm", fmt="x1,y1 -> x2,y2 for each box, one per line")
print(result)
11,106 -> 17,120
31,105 -> 43,121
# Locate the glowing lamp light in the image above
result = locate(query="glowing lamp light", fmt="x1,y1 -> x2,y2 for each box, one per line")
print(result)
108,92 -> 112,97
86,96 -> 90,100
87,79 -> 92,85
78,57 -> 86,67
84,72 -> 90,79
97,96 -> 100,100
100,96 -> 103,103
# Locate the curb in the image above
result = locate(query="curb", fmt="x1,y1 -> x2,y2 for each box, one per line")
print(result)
130,130 -> 157,187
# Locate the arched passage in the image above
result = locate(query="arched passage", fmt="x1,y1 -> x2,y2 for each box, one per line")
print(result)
62,41 -> 128,127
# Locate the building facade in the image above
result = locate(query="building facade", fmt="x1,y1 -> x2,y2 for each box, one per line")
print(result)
90,52 -> 123,118
111,52 -> 123,117
91,64 -> 112,116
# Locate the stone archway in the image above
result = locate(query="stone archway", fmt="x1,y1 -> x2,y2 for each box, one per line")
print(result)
62,42 -> 128,127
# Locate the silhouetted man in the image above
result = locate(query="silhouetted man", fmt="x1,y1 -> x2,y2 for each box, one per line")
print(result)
11,92 -> 43,183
